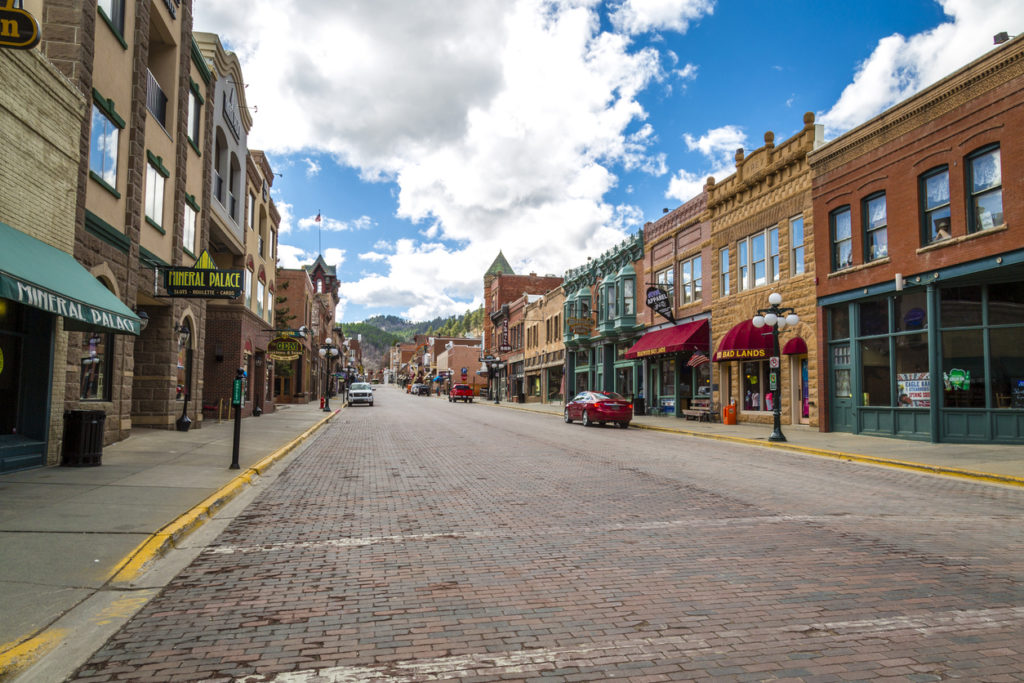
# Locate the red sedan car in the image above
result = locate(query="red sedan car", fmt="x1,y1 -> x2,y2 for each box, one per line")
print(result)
563,391 -> 633,429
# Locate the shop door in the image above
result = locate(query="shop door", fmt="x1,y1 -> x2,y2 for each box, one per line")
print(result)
792,356 -> 809,425
830,343 -> 854,432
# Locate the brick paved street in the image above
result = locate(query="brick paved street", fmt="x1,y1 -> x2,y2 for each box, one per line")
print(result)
70,387 -> 1024,682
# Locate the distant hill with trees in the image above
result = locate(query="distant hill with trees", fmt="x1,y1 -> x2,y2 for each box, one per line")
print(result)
344,307 -> 484,371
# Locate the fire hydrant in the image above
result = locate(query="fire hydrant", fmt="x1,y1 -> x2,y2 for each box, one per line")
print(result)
319,396 -> 325,409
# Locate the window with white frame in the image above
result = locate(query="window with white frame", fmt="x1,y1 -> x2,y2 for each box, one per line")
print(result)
144,162 -> 165,227
183,202 -> 197,254
790,215 -> 805,275
679,255 -> 702,305
244,268 -> 252,308
656,266 -> 673,306
257,279 -> 265,319
187,87 -> 201,148
622,278 -> 634,315
737,228 -> 777,291
719,247 -> 730,297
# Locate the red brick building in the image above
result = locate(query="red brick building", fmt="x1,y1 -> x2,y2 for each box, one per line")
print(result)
809,35 -> 1024,443
483,252 -> 562,400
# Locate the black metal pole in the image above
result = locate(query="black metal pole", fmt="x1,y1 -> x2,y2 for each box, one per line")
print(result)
769,322 -> 786,442
230,367 -> 243,469
176,348 -> 193,431
323,362 -> 331,412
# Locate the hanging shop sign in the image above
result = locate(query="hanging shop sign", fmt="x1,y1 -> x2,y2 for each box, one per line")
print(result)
0,2 -> 41,50
567,317 -> 593,335
162,250 -> 243,299
499,318 -> 511,352
645,286 -> 674,323
267,336 -> 303,361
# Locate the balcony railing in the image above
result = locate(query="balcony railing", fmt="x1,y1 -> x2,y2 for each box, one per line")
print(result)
146,69 -> 168,128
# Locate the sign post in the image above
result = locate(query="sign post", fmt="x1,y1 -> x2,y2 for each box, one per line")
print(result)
230,367 -> 244,470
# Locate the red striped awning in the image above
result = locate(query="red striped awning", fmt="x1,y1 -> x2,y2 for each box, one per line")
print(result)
713,319 -> 772,362
624,319 -> 708,359
782,336 -> 808,355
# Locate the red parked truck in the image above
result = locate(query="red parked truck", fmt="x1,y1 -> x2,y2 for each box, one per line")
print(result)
448,383 -> 474,403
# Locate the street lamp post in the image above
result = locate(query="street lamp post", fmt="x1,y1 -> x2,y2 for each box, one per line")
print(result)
318,337 -> 339,412
751,292 -> 799,443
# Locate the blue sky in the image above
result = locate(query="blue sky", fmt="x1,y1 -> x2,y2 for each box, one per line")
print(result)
194,0 -> 1021,323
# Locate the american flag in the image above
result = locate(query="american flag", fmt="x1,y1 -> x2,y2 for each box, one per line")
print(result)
315,211 -> 321,222
686,351 -> 709,367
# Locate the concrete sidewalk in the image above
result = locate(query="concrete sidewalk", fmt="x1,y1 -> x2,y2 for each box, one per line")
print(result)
0,401 -> 334,678
481,395 -> 1024,485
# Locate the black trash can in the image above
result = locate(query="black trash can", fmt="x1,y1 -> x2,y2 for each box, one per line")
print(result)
633,397 -> 645,415
62,410 -> 106,467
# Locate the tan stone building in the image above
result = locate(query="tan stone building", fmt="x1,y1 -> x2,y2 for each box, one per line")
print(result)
1,43 -> 139,469
708,114 -> 823,429
523,287 -> 566,403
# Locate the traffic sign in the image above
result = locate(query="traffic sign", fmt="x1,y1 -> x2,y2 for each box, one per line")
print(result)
769,356 -> 780,368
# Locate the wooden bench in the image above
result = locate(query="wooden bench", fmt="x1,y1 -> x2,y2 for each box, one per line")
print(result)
680,398 -> 717,422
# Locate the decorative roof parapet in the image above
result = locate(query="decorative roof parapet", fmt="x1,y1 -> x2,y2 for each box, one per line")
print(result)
563,231 -> 644,293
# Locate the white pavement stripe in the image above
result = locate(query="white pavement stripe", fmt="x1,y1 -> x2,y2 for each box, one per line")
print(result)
200,607 -> 1024,682
201,514 -> 1003,555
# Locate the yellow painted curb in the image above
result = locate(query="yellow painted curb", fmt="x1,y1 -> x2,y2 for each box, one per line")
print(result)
108,410 -> 336,584
0,628 -> 66,680
505,403 -> 1024,489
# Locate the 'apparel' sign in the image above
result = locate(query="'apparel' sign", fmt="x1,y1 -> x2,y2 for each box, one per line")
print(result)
645,286 -> 674,323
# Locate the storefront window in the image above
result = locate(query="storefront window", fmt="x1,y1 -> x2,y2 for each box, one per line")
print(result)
659,359 -> 675,397
859,299 -> 888,336
941,286 -> 982,327
990,327 -> 1024,409
894,333 -> 929,407
695,362 -> 711,397
988,281 -> 1024,326
615,367 -> 633,397
894,291 -> 928,332
941,329 -> 984,408
742,360 -> 767,411
81,333 -> 113,401
860,338 -> 891,406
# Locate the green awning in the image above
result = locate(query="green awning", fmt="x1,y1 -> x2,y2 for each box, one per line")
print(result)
0,221 -> 141,335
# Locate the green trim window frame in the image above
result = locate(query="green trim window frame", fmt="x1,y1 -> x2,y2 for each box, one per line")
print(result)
719,247 -> 730,296
790,214 -> 805,275
679,254 -> 702,305
966,145 -> 1003,234
830,205 -> 853,271
182,198 -> 198,256
920,165 -> 951,244
144,155 -> 169,231
89,91 -> 125,197
622,277 -> 634,316
97,0 -> 127,48
863,192 -> 888,262
187,80 -> 203,153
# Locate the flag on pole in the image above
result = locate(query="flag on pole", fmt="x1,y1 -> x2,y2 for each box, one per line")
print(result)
315,211 -> 321,222
686,351 -> 709,367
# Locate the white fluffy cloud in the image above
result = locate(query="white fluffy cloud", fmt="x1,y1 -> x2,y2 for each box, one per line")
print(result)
819,0 -> 1024,135
193,0 -> 714,319
666,125 -> 747,202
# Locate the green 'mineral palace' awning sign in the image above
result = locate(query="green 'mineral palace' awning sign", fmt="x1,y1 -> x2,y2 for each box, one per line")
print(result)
0,221 -> 141,335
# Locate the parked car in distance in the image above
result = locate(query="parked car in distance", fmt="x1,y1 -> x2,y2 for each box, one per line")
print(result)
347,382 -> 374,407
563,391 -> 633,428
410,383 -> 430,396
448,383 -> 474,403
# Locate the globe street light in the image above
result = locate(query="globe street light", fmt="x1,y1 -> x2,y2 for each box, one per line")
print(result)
318,337 -> 340,412
751,292 -> 799,442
